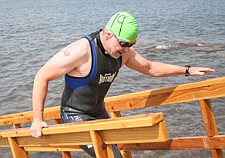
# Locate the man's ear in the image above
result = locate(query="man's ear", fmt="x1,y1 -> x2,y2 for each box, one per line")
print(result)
105,32 -> 113,40
104,28 -> 113,40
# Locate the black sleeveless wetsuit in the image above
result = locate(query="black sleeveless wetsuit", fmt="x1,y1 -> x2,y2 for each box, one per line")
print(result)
60,30 -> 122,158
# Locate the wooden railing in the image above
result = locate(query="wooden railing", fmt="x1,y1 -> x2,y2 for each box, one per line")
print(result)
0,113 -> 168,158
105,76 -> 225,158
0,76 -> 225,158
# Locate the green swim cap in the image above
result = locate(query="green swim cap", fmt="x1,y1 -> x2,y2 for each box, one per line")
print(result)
106,12 -> 138,41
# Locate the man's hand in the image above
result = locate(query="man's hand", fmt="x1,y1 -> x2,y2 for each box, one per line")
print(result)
189,67 -> 215,76
30,119 -> 48,138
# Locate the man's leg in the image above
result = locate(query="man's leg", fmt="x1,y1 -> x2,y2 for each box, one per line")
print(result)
61,109 -> 122,158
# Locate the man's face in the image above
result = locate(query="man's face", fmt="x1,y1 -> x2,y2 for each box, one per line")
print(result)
107,34 -> 136,59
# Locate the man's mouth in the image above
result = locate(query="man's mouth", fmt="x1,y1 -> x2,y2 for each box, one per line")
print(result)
118,51 -> 124,55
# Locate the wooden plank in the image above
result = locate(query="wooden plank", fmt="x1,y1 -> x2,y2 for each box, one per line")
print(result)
1,113 -> 164,137
62,151 -> 72,158
3,123 -> 168,152
105,77 -> 225,112
0,137 -> 9,147
0,106 -> 59,119
120,150 -> 132,158
109,111 -> 121,118
42,107 -> 61,122
24,146 -> 82,152
103,121 -> 169,144
0,106 -> 60,126
17,132 -> 92,146
199,99 -> 218,137
8,137 -> 28,158
0,77 -> 224,126
13,124 -> 21,129
211,149 -> 224,158
199,99 -> 223,158
106,143 -> 115,158
90,131 -> 108,158
1,77 -> 224,157
0,116 -> 32,126
0,114 -> 168,154
51,117 -> 71,158
118,135 -> 225,150
0,111 -> 32,119
1,77 -> 224,126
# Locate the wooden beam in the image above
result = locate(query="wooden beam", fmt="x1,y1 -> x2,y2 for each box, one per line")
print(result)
199,99 -> 218,137
1,77 -> 225,158
0,106 -> 59,119
24,146 -> 82,152
62,151 -> 72,158
0,106 -> 60,126
17,132 -> 92,146
103,121 -> 169,144
109,111 -> 132,158
118,135 -> 225,150
10,121 -> 168,149
0,113 -> 168,158
13,124 -> 21,129
199,99 -> 224,158
109,111 -> 121,118
8,137 -> 28,158
52,116 -> 71,158
105,77 -> 225,112
106,143 -> 115,158
0,137 -> 9,147
120,150 -> 132,158
1,113 -> 164,137
90,131 -> 108,158
1,77 -> 224,127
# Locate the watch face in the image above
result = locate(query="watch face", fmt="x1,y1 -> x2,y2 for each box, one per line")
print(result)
185,65 -> 191,76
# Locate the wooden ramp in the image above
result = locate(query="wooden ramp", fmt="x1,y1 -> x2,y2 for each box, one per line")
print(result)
1,76 -> 225,158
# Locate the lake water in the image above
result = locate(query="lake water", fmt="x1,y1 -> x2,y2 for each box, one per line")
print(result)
0,0 -> 225,157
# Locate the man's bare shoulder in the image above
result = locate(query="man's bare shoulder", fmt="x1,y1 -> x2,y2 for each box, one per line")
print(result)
61,38 -> 90,56
45,38 -> 91,71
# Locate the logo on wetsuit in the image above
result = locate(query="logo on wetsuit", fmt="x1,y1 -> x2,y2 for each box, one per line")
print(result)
98,72 -> 116,84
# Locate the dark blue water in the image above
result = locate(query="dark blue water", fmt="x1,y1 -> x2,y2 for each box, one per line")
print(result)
0,0 -> 225,157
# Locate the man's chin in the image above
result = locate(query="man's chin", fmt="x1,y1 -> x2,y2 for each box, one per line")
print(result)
111,54 -> 121,59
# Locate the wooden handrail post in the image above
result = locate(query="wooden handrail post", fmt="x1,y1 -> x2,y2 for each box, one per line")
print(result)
52,118 -> 72,158
8,137 -> 28,158
90,131 -> 109,158
13,123 -> 21,129
106,142 -> 115,158
61,151 -> 72,158
199,99 -> 224,158
109,111 -> 132,158
120,150 -> 132,158
110,111 -> 121,118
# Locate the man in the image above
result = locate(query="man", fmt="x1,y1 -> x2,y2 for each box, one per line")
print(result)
30,12 -> 215,157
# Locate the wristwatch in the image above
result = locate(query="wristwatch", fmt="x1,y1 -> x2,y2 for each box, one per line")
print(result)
185,65 -> 191,76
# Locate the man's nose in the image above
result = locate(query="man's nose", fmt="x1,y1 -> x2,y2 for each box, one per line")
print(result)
123,47 -> 130,52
